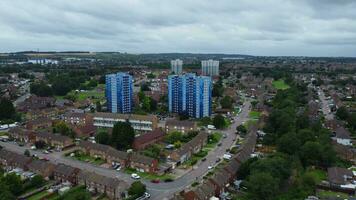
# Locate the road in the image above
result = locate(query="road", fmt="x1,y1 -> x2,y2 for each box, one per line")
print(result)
318,89 -> 333,120
13,81 -> 30,107
0,101 -> 251,200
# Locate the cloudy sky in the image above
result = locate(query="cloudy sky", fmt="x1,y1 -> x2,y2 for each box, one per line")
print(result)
0,0 -> 356,56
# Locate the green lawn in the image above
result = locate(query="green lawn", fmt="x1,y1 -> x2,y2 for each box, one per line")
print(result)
318,190 -> 354,199
0,132 -> 8,136
305,168 -> 327,184
124,168 -> 175,181
56,84 -> 105,102
69,151 -> 106,165
249,111 -> 261,119
27,191 -> 50,200
272,79 -> 290,90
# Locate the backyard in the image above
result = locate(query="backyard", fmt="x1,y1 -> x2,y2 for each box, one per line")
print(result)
272,79 -> 290,90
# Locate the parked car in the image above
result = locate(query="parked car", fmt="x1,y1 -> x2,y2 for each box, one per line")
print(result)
131,173 -> 140,179
151,179 -> 160,184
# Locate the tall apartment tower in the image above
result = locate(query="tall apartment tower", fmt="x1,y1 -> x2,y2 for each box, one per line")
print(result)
201,59 -> 219,76
168,73 -> 212,118
105,72 -> 133,113
171,59 -> 183,75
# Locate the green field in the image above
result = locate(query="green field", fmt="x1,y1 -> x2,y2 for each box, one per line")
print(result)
272,79 -> 290,90
318,190 -> 354,199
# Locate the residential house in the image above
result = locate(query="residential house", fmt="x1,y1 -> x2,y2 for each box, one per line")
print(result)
27,159 -> 56,179
78,170 -> 129,200
327,167 -> 355,192
0,149 -> 32,170
17,95 -> 56,112
184,181 -> 215,200
0,149 -> 31,170
165,119 -> 197,134
132,128 -> 165,150
130,153 -> 158,173
78,141 -> 129,167
93,112 -> 158,132
35,132 -> 74,150
26,118 -> 53,130
335,127 -> 352,146
8,127 -> 35,143
53,164 -> 80,184
169,132 -> 208,167
63,112 -> 93,126
209,169 -> 231,196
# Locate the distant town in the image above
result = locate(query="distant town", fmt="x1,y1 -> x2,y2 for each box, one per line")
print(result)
0,52 -> 355,200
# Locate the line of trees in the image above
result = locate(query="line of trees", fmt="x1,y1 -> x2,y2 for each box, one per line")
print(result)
239,81 -> 338,200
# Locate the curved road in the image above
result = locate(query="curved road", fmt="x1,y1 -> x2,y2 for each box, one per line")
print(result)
0,101 -> 251,200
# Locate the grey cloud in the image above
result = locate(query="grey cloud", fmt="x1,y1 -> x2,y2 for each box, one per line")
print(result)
0,0 -> 355,56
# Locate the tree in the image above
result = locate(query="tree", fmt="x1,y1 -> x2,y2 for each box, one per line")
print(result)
30,82 -> 53,97
96,101 -> 102,112
27,175 -> 45,188
52,80 -> 72,96
277,132 -> 301,155
24,150 -> 30,157
246,172 -> 279,200
164,131 -> 182,144
95,130 -> 110,145
3,173 -> 23,195
111,121 -> 135,150
199,117 -> 211,126
336,106 -> 349,120
347,113 -> 356,130
128,181 -> 146,197
35,140 -> 46,149
0,181 -> 15,200
0,98 -> 16,120
236,125 -> 247,135
213,115 -> 226,129
53,121 -> 75,138
220,96 -> 233,109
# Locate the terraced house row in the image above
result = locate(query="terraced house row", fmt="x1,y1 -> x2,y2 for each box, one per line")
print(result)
172,126 -> 258,200
0,148 -> 129,200
78,141 -> 159,173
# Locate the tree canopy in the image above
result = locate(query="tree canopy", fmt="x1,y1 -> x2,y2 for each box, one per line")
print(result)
111,121 -> 135,150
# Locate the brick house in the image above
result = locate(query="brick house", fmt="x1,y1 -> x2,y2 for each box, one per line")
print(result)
78,170 -> 129,200
132,128 -> 165,150
26,118 -> 53,130
165,120 -> 197,134
169,132 -> 208,166
35,132 -> 74,150
0,149 -> 32,170
8,127 -> 36,143
130,153 -> 158,173
53,164 -> 80,184
27,159 -> 56,179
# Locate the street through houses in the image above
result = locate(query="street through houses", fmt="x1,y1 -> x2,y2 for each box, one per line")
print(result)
0,101 -> 251,200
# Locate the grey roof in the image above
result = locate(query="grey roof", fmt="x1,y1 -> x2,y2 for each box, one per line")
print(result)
94,112 -> 157,122
328,167 -> 353,185
165,119 -> 196,128
54,164 -> 79,177
79,170 -> 129,192
130,153 -> 155,165
36,132 -> 72,143
335,127 -> 351,139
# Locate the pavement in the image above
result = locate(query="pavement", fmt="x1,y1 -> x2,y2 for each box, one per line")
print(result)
0,100 -> 251,200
